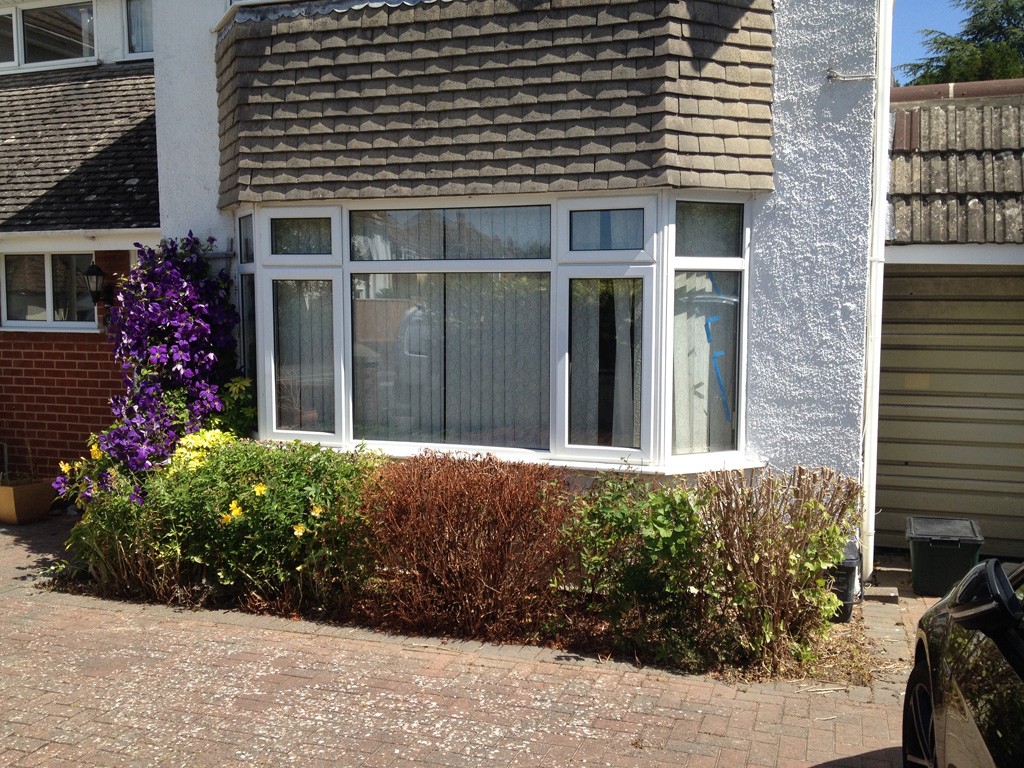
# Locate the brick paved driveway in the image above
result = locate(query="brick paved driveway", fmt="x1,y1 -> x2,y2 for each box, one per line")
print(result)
1,517 -> 910,768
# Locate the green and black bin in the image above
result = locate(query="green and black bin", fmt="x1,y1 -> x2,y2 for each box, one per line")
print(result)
905,516 -> 984,597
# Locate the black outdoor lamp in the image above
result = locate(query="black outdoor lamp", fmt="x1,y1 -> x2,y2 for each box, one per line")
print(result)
84,263 -> 107,306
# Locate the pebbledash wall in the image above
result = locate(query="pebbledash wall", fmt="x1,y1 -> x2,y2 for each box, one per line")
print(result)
154,0 -> 883,478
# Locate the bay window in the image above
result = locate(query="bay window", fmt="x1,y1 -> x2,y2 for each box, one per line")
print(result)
247,193 -> 748,470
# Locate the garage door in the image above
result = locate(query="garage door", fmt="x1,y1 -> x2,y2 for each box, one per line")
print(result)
876,264 -> 1024,558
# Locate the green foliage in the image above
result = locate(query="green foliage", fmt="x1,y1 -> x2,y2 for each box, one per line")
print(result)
63,435 -> 384,614
55,444 -> 861,674
901,0 -> 1024,85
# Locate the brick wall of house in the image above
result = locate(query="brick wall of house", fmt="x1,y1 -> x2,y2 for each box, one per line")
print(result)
0,250 -> 128,479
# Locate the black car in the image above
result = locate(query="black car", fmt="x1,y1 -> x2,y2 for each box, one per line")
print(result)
903,558 -> 1024,767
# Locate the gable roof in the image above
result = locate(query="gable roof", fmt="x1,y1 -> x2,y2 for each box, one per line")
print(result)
0,61 -> 159,233
889,78 -> 1024,245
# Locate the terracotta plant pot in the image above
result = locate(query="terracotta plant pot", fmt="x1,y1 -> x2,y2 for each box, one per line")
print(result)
0,480 -> 56,525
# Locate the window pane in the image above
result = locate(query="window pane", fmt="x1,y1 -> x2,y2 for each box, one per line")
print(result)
51,254 -> 93,322
351,210 -> 443,261
4,255 -> 47,321
127,0 -> 152,54
569,278 -> 642,448
443,206 -> 550,259
1,15 -> 14,64
23,4 -> 95,64
351,272 -> 550,448
273,280 -> 334,433
673,271 -> 739,454
240,274 -> 257,382
270,218 -> 331,255
569,209 -> 644,251
238,215 -> 254,264
676,202 -> 744,258
350,206 -> 550,261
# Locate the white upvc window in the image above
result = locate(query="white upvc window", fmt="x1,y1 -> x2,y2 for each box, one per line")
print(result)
125,0 -> 152,55
0,1 -> 96,71
245,191 -> 751,472
0,252 -> 97,329
664,193 -> 750,473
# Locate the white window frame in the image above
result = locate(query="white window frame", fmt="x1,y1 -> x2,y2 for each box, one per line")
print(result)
260,206 -> 342,267
0,252 -> 98,331
122,0 -> 153,59
244,191 -> 758,473
0,0 -> 97,73
551,262 -> 656,464
661,190 -> 752,474
556,195 -> 658,264
258,265 -> 344,442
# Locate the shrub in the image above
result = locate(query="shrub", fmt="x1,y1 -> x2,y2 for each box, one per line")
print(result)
64,436 -> 384,614
362,451 -> 573,641
562,474 -> 724,668
695,466 -> 861,670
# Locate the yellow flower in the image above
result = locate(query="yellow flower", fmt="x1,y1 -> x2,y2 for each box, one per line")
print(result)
90,444 -> 103,460
310,504 -> 323,518
219,513 -> 232,525
253,483 -> 268,497
59,461 -> 71,474
293,523 -> 307,538
229,500 -> 243,518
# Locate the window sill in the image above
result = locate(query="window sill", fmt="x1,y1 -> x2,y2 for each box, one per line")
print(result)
271,436 -> 764,478
0,324 -> 103,334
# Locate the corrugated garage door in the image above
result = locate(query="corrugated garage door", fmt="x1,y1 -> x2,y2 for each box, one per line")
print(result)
876,264 -> 1024,558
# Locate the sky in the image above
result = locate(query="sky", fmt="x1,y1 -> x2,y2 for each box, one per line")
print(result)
891,0 -> 970,77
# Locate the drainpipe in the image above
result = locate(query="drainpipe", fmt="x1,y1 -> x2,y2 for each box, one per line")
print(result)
861,0 -> 895,582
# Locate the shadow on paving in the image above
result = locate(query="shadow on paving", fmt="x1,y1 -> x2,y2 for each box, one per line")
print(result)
0,513 -> 76,582
812,746 -> 902,767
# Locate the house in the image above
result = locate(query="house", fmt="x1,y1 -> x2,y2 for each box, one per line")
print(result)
149,0 -> 894,571
877,79 -> 1024,558
0,0 -> 159,479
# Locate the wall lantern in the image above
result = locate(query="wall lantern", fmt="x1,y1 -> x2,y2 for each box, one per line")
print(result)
84,263 -> 107,305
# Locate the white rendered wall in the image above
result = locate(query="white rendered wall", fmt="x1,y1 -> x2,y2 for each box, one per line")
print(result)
151,0 -> 233,247
745,0 -> 878,478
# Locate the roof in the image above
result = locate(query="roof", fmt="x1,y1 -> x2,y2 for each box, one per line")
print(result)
215,0 -> 775,206
889,78 -> 1024,245
0,61 -> 159,234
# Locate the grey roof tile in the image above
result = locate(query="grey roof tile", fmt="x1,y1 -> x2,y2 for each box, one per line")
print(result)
889,81 -> 1024,244
0,62 -> 158,233
216,0 -> 775,205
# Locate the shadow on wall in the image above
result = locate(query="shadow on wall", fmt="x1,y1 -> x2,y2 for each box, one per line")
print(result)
1,115 -> 159,233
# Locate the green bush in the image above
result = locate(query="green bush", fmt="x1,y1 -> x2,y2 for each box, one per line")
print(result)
58,441 -> 860,674
694,467 -> 861,670
564,467 -> 860,672
65,434 -> 384,615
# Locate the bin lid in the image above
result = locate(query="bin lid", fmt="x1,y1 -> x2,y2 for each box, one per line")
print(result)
905,516 -> 984,543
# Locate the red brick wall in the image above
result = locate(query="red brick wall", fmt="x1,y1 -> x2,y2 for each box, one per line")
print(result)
0,250 -> 128,479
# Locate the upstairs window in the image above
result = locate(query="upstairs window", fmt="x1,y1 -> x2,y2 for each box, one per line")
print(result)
0,2 -> 95,69
22,3 -> 94,64
126,0 -> 152,55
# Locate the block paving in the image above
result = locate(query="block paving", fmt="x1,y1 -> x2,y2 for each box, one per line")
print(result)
1,516 -> 933,767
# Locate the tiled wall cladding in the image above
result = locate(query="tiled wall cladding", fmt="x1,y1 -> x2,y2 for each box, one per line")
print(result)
216,0 -> 775,205
890,99 -> 1024,244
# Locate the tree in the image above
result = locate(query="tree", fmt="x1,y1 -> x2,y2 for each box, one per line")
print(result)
900,0 -> 1024,85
